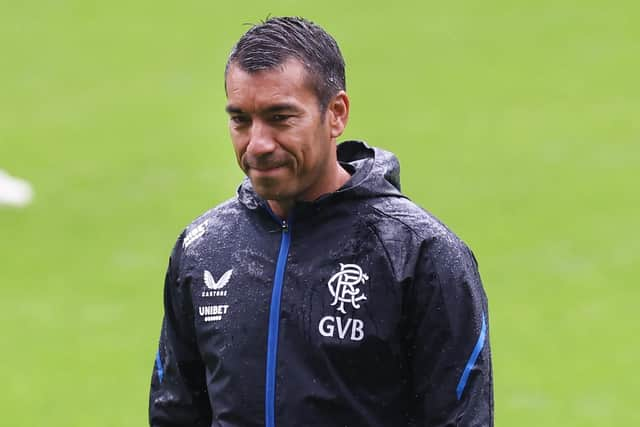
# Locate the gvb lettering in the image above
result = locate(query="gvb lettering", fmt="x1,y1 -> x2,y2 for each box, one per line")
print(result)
318,316 -> 364,341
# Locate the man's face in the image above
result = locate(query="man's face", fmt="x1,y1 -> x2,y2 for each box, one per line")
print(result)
225,59 -> 341,206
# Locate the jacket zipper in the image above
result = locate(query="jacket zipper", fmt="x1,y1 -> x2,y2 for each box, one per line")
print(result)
265,219 -> 291,427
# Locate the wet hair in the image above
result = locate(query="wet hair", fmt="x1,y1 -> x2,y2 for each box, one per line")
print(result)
225,17 -> 346,112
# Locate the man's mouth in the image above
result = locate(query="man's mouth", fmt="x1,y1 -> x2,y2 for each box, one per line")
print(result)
251,164 -> 285,172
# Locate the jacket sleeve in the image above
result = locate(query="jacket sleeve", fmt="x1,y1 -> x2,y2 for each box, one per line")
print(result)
149,233 -> 212,427
407,236 -> 493,426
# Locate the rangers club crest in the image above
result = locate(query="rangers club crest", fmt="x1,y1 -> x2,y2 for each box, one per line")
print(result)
327,263 -> 368,314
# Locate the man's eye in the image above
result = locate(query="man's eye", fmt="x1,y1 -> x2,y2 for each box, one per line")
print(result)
231,116 -> 250,125
271,114 -> 291,122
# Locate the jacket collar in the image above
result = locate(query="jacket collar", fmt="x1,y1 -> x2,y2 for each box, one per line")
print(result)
237,140 -> 403,211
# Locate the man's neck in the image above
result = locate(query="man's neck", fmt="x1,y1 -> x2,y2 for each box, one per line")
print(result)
267,199 -> 294,220
267,162 -> 351,219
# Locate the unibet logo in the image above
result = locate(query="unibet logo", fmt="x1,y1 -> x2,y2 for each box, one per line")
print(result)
198,304 -> 229,322
318,316 -> 364,341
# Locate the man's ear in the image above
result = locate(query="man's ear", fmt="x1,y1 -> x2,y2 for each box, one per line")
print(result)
327,91 -> 350,139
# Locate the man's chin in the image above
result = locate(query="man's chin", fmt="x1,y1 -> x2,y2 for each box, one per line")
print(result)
249,180 -> 288,201
249,168 -> 286,189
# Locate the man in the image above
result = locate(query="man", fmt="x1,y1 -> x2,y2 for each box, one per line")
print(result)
150,16 -> 493,427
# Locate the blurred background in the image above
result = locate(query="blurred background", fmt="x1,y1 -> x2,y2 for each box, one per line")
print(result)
1,1 -> 638,425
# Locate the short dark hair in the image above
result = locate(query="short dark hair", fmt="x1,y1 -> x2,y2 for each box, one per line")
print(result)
225,17 -> 346,112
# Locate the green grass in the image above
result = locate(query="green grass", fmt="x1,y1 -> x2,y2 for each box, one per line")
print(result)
1,1 -> 638,425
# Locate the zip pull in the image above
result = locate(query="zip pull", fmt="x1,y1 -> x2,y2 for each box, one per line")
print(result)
281,220 -> 288,231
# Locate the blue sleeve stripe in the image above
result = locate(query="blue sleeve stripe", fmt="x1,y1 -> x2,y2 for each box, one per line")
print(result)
456,312 -> 487,400
155,350 -> 164,383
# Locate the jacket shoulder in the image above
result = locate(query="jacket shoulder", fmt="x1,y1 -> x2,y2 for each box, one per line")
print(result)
362,196 -> 478,271
180,197 -> 244,252
363,196 -> 459,243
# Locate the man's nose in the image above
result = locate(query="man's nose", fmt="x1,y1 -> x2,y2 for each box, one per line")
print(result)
246,121 -> 276,156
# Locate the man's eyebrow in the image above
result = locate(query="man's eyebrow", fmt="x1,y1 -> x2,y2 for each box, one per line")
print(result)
225,103 -> 301,115
225,105 -> 243,114
262,103 -> 300,114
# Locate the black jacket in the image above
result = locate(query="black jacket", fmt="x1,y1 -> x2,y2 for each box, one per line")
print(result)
149,141 -> 493,426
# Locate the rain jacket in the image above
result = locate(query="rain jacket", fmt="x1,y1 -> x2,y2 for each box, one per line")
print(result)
149,140 -> 493,427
